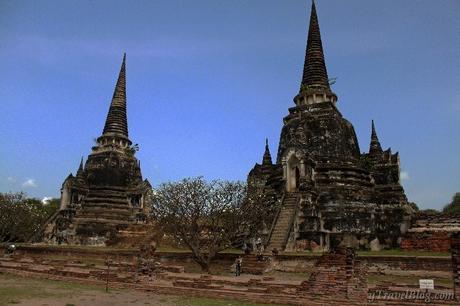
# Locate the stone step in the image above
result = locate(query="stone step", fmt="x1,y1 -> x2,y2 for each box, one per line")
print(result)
77,207 -> 131,214
266,194 -> 299,251
82,203 -> 131,210
74,218 -> 131,225
89,185 -> 128,192
84,196 -> 128,204
85,192 -> 127,200
76,211 -> 131,221
79,206 -> 131,215
277,212 -> 294,215
88,189 -> 126,197
75,214 -> 131,222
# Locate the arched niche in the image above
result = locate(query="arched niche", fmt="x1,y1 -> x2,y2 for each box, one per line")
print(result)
287,154 -> 301,192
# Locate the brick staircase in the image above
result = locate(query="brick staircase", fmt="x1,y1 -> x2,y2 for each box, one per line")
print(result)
266,193 -> 298,252
75,186 -> 132,226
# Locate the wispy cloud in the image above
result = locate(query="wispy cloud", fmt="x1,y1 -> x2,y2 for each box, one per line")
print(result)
7,176 -> 16,182
22,178 -> 38,188
400,171 -> 410,181
42,196 -> 53,204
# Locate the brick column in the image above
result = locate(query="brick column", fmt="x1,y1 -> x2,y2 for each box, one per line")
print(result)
451,236 -> 460,300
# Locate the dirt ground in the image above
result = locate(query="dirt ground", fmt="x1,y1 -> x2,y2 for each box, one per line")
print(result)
9,290 -> 183,306
0,272 -> 285,306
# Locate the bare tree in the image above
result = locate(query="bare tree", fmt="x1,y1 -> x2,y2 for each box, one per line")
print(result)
244,185 -> 280,241
150,177 -> 246,273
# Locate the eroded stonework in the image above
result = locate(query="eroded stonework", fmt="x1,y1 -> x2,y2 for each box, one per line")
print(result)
401,212 -> 460,252
248,2 -> 412,252
43,54 -> 152,245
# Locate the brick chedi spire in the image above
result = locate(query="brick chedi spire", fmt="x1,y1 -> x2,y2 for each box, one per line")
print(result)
369,120 -> 383,157
295,1 -> 337,106
262,138 -> 273,165
96,53 -> 132,150
301,1 -> 329,90
76,157 -> 84,177
102,53 -> 129,139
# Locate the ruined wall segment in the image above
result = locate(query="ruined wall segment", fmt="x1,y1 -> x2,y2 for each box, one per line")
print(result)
401,212 -> 460,252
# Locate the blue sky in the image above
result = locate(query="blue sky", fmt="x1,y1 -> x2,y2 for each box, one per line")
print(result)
0,0 -> 459,210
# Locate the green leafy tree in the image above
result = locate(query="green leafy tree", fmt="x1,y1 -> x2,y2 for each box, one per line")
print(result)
443,192 -> 460,214
0,192 -> 59,242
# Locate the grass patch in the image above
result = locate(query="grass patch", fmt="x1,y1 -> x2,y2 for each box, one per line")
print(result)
156,245 -> 191,253
0,272 -> 108,306
367,274 -> 453,288
282,249 -> 450,257
0,272 -> 288,306
157,246 -> 242,254
220,248 -> 243,254
280,251 -> 322,257
357,249 -> 450,257
175,296 -> 290,306
0,274 -> 63,306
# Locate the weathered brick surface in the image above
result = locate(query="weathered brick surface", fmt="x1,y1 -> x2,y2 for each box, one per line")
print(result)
452,237 -> 460,300
1,253 -> 459,305
6,244 -> 453,274
298,248 -> 368,303
401,212 -> 460,252
401,232 -> 452,252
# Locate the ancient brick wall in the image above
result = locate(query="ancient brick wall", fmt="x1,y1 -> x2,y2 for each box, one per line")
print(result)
401,231 -> 452,252
401,212 -> 460,252
298,247 -> 368,302
452,236 -> 460,300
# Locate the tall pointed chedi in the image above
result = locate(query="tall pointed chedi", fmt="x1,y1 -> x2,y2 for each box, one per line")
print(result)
101,53 -> 129,140
301,1 -> 329,90
247,1 -> 410,252
43,54 -> 152,246
295,0 -> 337,106
262,139 -> 273,166
369,120 -> 383,157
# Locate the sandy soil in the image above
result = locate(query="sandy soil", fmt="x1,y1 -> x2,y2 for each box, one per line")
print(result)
11,290 -> 180,306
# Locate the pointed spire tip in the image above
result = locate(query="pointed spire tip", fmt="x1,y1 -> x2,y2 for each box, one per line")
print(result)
101,52 -> 129,138
369,119 -> 382,155
300,0 -> 330,90
262,138 -> 272,165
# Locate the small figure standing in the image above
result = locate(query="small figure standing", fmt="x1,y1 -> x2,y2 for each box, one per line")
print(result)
235,256 -> 242,276
256,238 -> 264,261
242,242 -> 250,255
4,244 -> 16,257
257,245 -> 264,261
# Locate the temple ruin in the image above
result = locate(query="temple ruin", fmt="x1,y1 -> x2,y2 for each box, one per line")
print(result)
43,54 -> 152,245
248,2 -> 413,252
